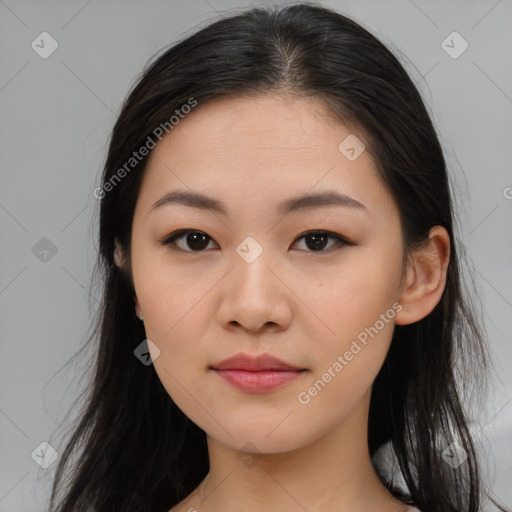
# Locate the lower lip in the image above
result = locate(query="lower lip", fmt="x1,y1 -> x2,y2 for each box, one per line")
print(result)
212,369 -> 304,392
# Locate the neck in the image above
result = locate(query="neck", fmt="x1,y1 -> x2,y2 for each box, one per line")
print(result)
188,390 -> 406,512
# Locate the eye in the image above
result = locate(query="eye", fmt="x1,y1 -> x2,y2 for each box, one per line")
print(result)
293,230 -> 354,253
160,229 -> 353,253
160,230 -> 218,252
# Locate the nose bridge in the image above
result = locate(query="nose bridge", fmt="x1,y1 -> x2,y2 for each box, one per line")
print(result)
232,235 -> 275,296
217,235 -> 290,332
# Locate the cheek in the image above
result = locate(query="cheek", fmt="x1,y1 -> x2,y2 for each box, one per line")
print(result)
133,249 -> 217,341
141,285 -> 212,379
139,278 -> 213,421
131,253 -> 216,404
292,247 -> 402,394
298,247 -> 402,342
295,269 -> 398,435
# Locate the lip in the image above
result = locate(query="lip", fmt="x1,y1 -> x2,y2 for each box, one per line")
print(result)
211,352 -> 304,371
210,352 -> 306,393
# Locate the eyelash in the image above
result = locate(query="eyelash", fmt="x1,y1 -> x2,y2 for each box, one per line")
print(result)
160,229 -> 354,254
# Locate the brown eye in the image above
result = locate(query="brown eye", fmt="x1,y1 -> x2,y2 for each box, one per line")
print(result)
161,229 -> 353,254
292,230 -> 353,253
161,230 -> 217,252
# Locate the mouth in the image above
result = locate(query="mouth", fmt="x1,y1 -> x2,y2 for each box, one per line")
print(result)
210,352 -> 307,393
211,352 -> 305,372
211,368 -> 306,393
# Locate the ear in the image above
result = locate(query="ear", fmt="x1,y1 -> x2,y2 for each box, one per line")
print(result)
114,237 -> 142,317
114,237 -> 132,284
114,237 -> 125,268
134,295 -> 142,319
394,226 -> 450,326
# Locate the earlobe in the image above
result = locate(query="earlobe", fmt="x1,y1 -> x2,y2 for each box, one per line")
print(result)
113,237 -> 141,319
114,237 -> 124,268
395,226 -> 450,326
134,296 -> 143,320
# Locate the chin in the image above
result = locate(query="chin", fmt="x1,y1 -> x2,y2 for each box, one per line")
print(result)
205,417 -> 321,455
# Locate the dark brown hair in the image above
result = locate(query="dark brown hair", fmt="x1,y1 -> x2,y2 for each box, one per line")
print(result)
48,4 -> 508,511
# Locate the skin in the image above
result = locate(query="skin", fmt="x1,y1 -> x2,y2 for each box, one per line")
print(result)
115,93 -> 450,512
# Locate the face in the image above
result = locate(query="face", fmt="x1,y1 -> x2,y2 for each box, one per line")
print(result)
129,93 -> 405,454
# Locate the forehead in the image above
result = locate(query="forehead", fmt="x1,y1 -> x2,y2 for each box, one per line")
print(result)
150,93 -> 363,161
136,93 -> 391,218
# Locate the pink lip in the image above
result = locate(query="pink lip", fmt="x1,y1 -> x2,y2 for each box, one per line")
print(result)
213,369 -> 304,392
210,352 -> 306,393
212,352 -> 304,371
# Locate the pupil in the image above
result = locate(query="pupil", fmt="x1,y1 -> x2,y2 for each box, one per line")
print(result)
307,233 -> 327,251
188,232 -> 209,250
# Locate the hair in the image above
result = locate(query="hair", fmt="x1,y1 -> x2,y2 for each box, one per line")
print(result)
47,3 -> 509,512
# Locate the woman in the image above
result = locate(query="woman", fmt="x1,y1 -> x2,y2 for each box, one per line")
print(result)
48,3 -> 509,512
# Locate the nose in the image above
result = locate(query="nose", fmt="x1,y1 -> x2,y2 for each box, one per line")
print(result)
216,247 -> 293,334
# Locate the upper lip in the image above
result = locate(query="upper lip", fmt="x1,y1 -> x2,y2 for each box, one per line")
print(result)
211,352 -> 304,371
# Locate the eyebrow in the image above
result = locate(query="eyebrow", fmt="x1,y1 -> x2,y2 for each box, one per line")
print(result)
149,189 -> 367,216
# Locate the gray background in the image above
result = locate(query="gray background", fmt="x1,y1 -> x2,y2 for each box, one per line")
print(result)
0,0 -> 511,510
